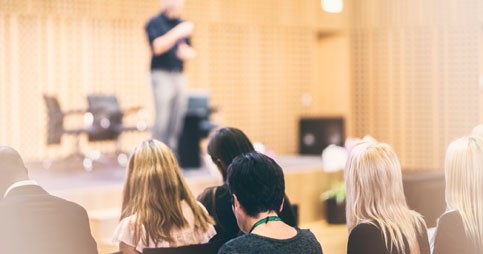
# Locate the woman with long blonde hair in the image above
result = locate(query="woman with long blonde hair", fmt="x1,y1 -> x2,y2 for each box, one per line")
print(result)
112,140 -> 215,254
433,136 -> 483,254
345,141 -> 429,254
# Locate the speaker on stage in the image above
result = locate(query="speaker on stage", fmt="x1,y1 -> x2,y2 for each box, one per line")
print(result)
299,117 -> 345,155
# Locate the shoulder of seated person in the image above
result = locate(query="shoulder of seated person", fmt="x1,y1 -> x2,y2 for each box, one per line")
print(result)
222,234 -> 251,247
439,210 -> 460,220
198,186 -> 216,197
350,222 -> 381,237
198,185 -> 227,199
195,200 -> 211,212
438,210 -> 463,227
219,239 -> 243,254
295,228 -> 320,239
298,227 -> 315,235
216,184 -> 230,193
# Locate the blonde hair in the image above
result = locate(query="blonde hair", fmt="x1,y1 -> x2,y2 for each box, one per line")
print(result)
444,136 -> 483,251
471,124 -> 483,138
121,139 -> 213,246
345,141 -> 425,253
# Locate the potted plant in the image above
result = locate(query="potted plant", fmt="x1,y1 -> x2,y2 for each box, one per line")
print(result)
319,136 -> 377,224
321,181 -> 346,224
320,144 -> 347,224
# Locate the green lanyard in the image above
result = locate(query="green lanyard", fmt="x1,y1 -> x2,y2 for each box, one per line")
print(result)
248,216 -> 282,233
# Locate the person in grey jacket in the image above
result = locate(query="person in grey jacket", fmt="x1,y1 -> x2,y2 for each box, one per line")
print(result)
218,152 -> 323,254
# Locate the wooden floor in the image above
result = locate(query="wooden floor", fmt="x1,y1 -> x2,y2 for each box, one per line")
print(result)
302,221 -> 348,254
27,154 -> 347,254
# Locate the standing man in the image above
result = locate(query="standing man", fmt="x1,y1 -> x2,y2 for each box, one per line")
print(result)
0,146 -> 98,254
146,0 -> 196,152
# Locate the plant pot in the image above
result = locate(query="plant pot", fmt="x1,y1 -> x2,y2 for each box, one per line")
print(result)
326,197 -> 346,224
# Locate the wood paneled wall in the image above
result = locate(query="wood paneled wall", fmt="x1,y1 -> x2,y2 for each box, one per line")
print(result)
3,0 -> 480,169
351,0 -> 482,170
0,0 -> 339,161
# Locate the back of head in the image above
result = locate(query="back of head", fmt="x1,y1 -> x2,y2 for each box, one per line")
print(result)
161,0 -> 185,19
124,139 -> 181,203
122,139 -> 212,244
345,141 -> 424,253
471,124 -> 483,138
207,127 -> 255,179
227,152 -> 285,217
444,136 -> 483,250
0,146 -> 28,194
0,147 -> 98,253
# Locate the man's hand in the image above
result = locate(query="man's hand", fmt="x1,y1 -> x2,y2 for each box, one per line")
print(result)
152,21 -> 194,56
176,42 -> 196,60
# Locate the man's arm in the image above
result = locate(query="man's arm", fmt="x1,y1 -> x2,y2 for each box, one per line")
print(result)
176,42 -> 196,60
76,206 -> 99,254
150,21 -> 194,56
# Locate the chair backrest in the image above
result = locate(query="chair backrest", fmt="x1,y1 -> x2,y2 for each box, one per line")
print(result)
43,94 -> 64,144
403,170 -> 446,227
142,240 -> 224,254
86,95 -> 123,141
186,92 -> 210,117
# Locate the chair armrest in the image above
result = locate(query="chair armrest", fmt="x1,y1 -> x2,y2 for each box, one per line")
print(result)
122,106 -> 143,116
63,109 -> 86,116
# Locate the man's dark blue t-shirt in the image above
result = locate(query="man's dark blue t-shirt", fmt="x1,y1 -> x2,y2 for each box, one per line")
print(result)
145,13 -> 190,72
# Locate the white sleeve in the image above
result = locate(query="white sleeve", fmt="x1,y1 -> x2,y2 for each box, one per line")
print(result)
112,215 -> 139,250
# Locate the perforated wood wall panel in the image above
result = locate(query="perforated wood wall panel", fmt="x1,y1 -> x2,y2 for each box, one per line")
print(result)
0,0 -> 318,161
351,0 -> 481,170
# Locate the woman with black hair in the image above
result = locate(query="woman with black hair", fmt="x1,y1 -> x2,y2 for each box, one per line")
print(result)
197,127 -> 297,243
218,152 -> 322,254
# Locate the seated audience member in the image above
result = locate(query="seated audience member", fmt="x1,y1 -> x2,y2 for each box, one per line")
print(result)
198,127 -> 297,243
218,152 -> 323,254
0,146 -> 98,254
112,140 -> 216,253
345,141 -> 430,254
471,124 -> 483,137
433,136 -> 483,254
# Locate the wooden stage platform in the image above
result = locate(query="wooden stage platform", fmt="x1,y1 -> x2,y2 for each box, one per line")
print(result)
26,155 -> 340,253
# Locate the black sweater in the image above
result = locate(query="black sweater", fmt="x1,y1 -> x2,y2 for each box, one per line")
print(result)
347,222 -> 430,254
198,183 -> 297,244
433,210 -> 479,254
218,228 -> 323,254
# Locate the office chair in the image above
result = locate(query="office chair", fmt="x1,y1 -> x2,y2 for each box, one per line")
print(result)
86,94 -> 148,165
178,91 -> 217,168
43,94 -> 93,170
